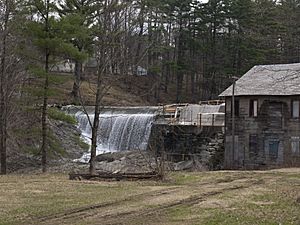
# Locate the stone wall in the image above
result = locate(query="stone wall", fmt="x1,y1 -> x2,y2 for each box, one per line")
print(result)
148,124 -> 224,170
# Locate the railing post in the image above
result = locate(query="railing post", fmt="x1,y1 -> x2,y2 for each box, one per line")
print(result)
200,114 -> 202,127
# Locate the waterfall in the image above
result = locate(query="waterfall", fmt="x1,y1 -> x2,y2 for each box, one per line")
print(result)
74,107 -> 158,162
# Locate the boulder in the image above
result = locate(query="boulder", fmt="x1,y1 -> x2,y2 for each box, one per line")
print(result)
174,160 -> 193,171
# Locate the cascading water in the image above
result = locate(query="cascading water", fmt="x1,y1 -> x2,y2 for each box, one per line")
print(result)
74,107 -> 158,162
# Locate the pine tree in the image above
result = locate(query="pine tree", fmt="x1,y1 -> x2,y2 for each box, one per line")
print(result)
57,0 -> 96,102
25,0 -> 85,172
278,0 -> 300,63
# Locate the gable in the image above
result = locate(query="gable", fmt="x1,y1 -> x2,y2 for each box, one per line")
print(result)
219,63 -> 300,97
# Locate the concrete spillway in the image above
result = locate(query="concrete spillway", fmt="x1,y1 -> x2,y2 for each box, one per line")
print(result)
64,106 -> 160,161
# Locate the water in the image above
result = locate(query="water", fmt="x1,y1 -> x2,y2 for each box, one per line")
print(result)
74,107 -> 157,162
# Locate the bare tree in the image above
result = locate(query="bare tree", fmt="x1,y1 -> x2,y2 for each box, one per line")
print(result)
74,0 -> 132,175
0,0 -> 25,174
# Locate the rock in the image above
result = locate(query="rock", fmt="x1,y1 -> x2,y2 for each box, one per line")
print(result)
217,139 -> 224,143
50,119 -> 88,160
95,153 -> 115,162
120,156 -> 126,161
174,160 -> 193,171
57,121 -> 64,127
113,169 -> 121,174
208,147 -> 216,152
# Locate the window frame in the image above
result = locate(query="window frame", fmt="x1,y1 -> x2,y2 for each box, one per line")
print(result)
291,100 -> 300,118
269,140 -> 279,160
231,99 -> 240,117
291,137 -> 300,156
249,99 -> 258,117
249,134 -> 258,158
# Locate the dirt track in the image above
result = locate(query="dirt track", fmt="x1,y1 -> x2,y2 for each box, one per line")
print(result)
27,171 -> 289,225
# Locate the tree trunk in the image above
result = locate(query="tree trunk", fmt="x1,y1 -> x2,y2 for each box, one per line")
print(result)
89,66 -> 102,175
89,58 -> 103,175
0,44 -> 6,174
164,21 -> 172,94
0,0 -> 9,174
41,0 -> 50,173
41,52 -> 49,173
176,71 -> 183,103
191,72 -> 195,103
134,5 -> 145,75
176,27 -> 184,103
90,0 -> 108,175
164,62 -> 170,94
2,115 -> 7,174
89,122 -> 99,175
72,60 -> 82,101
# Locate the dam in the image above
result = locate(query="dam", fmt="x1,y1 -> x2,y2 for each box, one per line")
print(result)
64,103 -> 224,164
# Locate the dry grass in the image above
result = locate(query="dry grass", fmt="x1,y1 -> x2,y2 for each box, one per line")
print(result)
0,169 -> 299,225
0,174 -> 156,225
47,73 -> 150,106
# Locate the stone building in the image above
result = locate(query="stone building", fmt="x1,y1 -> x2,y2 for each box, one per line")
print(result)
219,63 -> 300,169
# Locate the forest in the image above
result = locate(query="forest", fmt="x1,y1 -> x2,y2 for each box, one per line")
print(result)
0,0 -> 299,174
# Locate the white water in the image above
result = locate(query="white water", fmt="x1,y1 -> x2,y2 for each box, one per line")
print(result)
75,109 -> 156,162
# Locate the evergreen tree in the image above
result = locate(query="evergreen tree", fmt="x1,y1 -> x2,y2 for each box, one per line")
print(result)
278,0 -> 300,63
25,0 -> 85,172
252,0 -> 281,64
57,0 -> 96,102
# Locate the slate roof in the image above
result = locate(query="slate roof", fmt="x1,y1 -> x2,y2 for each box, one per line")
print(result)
219,63 -> 300,97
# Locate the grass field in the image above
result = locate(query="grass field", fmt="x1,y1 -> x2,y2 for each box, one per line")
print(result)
0,169 -> 299,225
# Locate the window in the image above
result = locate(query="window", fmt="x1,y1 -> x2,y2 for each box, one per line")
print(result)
291,100 -> 300,118
249,100 -> 258,117
269,140 -> 279,159
249,134 -> 258,158
291,137 -> 300,155
231,99 -> 239,117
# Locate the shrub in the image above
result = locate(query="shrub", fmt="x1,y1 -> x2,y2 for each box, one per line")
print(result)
48,108 -> 77,125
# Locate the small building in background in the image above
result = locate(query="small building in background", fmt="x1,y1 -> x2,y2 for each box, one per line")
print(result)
84,57 -> 98,76
136,66 -> 148,76
50,60 -> 75,73
219,63 -> 300,169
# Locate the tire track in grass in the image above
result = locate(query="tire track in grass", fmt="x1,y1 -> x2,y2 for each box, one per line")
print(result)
31,186 -> 180,224
98,185 -> 249,225
30,176 -> 263,225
